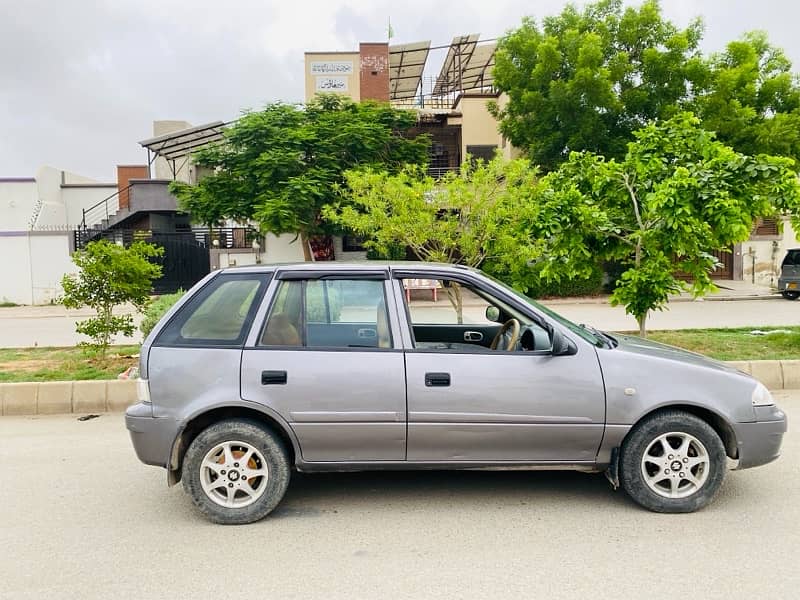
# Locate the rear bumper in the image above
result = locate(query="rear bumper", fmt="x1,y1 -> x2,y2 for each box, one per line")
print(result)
778,277 -> 799,292
125,402 -> 176,468
733,405 -> 788,469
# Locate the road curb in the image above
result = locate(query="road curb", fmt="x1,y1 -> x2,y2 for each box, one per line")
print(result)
1,361 -> 798,417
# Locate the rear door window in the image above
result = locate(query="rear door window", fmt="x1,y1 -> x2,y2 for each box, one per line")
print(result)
260,279 -> 391,348
155,273 -> 269,347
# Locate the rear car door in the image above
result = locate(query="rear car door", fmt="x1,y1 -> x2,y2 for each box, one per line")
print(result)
241,270 -> 407,462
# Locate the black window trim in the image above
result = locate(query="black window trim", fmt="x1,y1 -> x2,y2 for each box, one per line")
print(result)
257,276 -> 393,350
153,272 -> 271,349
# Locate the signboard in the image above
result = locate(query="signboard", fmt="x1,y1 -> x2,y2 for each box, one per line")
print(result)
310,61 -> 354,75
315,76 -> 348,92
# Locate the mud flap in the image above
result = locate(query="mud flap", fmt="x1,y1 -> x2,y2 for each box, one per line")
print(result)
604,447 -> 620,490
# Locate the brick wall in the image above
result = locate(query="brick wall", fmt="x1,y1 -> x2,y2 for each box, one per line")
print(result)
359,43 -> 390,101
116,165 -> 148,209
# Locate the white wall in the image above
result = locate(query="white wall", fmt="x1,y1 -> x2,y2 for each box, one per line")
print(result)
0,180 -> 37,230
61,185 -> 118,228
742,217 -> 800,287
263,233 -> 306,263
0,231 -> 75,305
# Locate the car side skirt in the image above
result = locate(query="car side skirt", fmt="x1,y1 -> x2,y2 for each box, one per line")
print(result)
294,460 -> 603,473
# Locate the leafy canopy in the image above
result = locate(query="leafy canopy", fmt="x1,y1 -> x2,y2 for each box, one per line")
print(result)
171,95 -> 429,248
324,158 -> 543,320
492,0 -> 705,170
62,240 -> 163,358
692,31 -> 800,167
534,113 -> 800,335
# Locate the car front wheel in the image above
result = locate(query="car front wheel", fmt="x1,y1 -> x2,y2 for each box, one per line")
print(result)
782,291 -> 799,300
182,419 -> 290,524
619,410 -> 726,513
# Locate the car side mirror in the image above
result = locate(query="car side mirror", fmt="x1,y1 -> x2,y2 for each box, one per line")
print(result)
485,305 -> 501,322
551,328 -> 577,356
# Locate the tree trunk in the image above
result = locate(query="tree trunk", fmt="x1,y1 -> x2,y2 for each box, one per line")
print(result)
300,232 -> 313,262
637,312 -> 647,338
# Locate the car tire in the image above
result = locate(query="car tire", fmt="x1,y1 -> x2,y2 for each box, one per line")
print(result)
619,410 -> 726,513
782,291 -> 799,300
182,419 -> 291,524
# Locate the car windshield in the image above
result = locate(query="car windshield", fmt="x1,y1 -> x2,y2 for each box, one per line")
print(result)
480,271 -> 604,347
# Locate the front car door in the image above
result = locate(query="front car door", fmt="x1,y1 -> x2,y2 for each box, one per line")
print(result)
241,268 -> 408,462
394,268 -> 606,463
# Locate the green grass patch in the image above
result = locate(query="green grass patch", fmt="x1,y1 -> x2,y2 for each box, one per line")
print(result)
638,327 -> 800,361
0,345 -> 140,383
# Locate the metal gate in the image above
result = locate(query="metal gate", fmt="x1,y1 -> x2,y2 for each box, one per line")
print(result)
73,227 -> 256,294
710,247 -> 734,280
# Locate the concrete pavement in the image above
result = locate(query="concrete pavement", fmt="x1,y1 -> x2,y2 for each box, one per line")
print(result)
1,391 -> 798,599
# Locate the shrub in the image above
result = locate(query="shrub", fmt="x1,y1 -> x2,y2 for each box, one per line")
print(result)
525,263 -> 604,298
140,290 -> 186,338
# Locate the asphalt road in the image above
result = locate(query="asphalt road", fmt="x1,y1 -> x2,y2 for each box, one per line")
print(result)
1,391 -> 798,600
1,297 -> 800,348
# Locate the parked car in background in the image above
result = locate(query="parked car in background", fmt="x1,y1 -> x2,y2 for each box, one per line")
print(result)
779,248 -> 800,300
126,262 -> 787,524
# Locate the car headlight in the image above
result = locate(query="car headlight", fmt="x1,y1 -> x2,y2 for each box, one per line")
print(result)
751,382 -> 774,407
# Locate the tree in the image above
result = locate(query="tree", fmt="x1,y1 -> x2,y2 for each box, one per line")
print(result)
692,31 -> 800,167
171,95 -> 430,259
323,157 -> 542,321
533,113 -> 800,336
62,240 -> 163,358
491,0 -> 705,170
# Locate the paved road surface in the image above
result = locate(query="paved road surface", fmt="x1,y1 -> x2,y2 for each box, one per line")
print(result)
1,391 -> 798,599
1,298 -> 799,347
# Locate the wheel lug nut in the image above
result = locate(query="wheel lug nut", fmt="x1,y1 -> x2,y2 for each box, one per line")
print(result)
228,483 -> 233,488
665,469 -> 670,474
668,455 -> 674,459
683,458 -> 689,463
234,462 -> 239,467
221,470 -> 226,475
680,472 -> 685,477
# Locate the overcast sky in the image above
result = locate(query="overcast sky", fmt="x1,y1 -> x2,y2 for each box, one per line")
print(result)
1,0 -> 799,181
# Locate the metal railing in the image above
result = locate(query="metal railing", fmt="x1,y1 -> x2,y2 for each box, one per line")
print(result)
79,185 -> 129,231
73,226 -> 258,251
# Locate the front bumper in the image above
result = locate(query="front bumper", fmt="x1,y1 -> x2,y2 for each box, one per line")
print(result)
733,404 -> 788,469
125,402 -> 176,468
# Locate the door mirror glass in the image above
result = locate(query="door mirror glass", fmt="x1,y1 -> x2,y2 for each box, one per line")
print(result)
485,305 -> 501,323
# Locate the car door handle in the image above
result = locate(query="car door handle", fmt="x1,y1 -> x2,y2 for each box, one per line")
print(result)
464,330 -> 483,342
261,370 -> 287,385
425,372 -> 450,387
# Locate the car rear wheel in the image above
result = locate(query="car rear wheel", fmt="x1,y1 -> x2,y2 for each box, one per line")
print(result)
619,410 -> 726,513
782,291 -> 799,300
182,419 -> 290,524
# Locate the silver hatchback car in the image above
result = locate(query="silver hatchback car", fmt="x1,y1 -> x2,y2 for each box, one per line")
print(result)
126,262 -> 786,524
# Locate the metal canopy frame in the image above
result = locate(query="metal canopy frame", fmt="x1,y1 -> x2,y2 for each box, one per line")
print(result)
389,41 -> 431,100
139,121 -> 228,179
432,34 -> 496,96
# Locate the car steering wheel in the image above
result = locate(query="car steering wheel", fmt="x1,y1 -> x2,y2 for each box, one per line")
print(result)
490,318 -> 521,351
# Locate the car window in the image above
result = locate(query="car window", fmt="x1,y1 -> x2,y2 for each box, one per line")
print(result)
784,251 -> 799,267
401,279 -> 499,325
155,273 -> 268,347
261,279 -> 391,348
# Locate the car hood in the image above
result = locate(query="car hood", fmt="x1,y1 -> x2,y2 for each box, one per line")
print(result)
609,333 -> 743,375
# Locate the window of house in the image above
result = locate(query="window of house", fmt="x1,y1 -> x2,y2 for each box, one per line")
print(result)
155,274 -> 268,347
261,279 -> 391,348
753,217 -> 779,237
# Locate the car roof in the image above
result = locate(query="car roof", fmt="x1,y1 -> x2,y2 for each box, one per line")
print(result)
219,261 -> 476,275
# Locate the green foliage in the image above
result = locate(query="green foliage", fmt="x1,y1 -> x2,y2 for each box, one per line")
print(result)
493,0 -> 705,170
525,262 -> 604,298
533,112 -> 800,335
140,289 -> 185,338
62,240 -> 163,358
170,95 -> 429,255
324,157 -> 543,279
691,31 -> 800,167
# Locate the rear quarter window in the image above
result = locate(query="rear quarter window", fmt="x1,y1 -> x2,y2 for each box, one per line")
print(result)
155,273 -> 270,347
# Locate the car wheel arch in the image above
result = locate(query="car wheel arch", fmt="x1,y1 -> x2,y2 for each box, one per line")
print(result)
623,403 -> 739,460
168,403 -> 300,486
